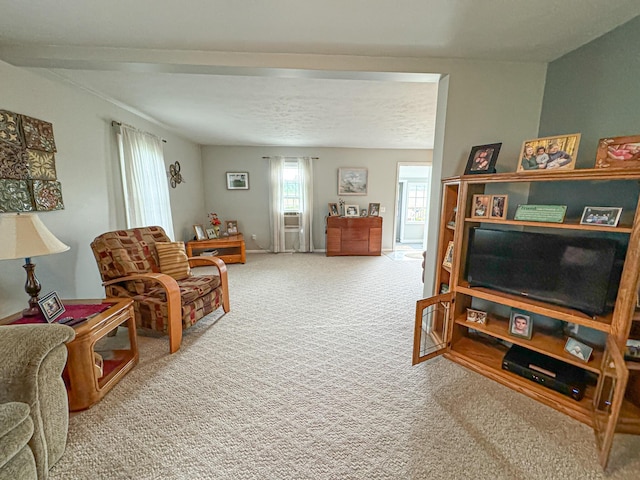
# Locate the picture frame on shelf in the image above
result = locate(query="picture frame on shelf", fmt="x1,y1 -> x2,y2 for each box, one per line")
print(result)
442,240 -> 454,270
564,337 -> 593,362
360,209 -> 368,217
439,283 -> 450,294
463,143 -> 501,175
206,228 -> 217,239
517,133 -> 580,172
466,308 -> 487,325
489,195 -> 508,220
368,202 -> 380,217
328,203 -> 340,216
338,167 -> 368,195
579,206 -> 622,227
509,310 -> 532,340
225,220 -> 238,235
471,194 -> 491,219
625,339 -> 640,362
594,134 -> 640,169
447,207 -> 457,228
344,204 -> 359,217
38,291 -> 66,323
193,224 -> 207,241
226,172 -> 249,190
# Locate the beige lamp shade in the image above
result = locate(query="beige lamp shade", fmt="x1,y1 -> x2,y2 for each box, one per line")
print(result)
0,213 -> 70,260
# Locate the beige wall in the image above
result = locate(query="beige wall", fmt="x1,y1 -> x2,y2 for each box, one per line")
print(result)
0,60 -> 205,317
201,146 -> 430,251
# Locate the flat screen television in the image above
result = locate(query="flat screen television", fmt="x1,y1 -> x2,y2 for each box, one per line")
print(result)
465,228 -> 623,316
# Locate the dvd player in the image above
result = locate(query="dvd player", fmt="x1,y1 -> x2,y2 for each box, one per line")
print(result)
502,345 -> 587,401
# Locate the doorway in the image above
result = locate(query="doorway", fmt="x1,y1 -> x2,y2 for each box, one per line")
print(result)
394,163 -> 432,254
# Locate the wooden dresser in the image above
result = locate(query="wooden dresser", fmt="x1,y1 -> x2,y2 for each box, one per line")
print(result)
326,216 -> 382,256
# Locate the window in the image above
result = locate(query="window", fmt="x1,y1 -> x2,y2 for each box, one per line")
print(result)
406,182 -> 427,223
283,160 -> 302,212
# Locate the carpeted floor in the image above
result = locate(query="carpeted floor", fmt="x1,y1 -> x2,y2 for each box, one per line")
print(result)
50,253 -> 640,479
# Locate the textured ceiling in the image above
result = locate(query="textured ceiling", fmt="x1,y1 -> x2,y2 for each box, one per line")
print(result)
1,1 -> 638,148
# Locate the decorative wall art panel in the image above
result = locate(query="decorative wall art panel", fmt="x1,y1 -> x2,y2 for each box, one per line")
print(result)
0,142 -> 29,179
32,180 -> 64,211
0,179 -> 33,212
26,149 -> 57,180
0,110 -> 23,146
21,115 -> 57,153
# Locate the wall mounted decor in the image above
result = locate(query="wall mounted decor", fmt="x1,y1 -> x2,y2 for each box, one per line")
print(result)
0,109 -> 64,212
169,161 -> 183,188
338,167 -> 368,195
226,172 -> 249,190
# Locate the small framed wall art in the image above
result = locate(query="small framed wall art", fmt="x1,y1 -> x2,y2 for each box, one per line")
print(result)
338,167 -> 368,195
226,172 -> 249,190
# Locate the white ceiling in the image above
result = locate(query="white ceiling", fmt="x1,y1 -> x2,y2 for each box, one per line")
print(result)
1,1 -> 638,149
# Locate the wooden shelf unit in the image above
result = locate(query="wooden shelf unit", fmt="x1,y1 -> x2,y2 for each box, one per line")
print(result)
413,169 -> 640,469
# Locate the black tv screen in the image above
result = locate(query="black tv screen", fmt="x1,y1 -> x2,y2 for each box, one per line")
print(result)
466,228 -> 621,316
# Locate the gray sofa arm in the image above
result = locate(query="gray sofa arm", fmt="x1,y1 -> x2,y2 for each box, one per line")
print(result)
0,323 -> 75,479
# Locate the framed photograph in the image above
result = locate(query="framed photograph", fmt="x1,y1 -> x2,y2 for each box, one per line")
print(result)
193,224 -> 207,241
463,143 -> 502,175
439,283 -> 450,294
509,310 -> 532,340
338,167 -> 368,195
344,204 -> 360,217
466,308 -> 487,325
442,240 -> 454,270
226,172 -> 249,190
595,134 -> 640,169
328,203 -> 340,216
368,203 -> 380,217
206,227 -> 217,239
471,194 -> 491,219
489,195 -> 508,220
625,339 -> 640,362
579,206 -> 622,227
564,337 -> 593,363
38,291 -> 66,323
517,133 -> 581,172
225,220 -> 238,235
360,209 -> 368,217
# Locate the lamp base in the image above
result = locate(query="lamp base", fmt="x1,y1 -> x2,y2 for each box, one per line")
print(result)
22,305 -> 41,317
23,260 -> 42,317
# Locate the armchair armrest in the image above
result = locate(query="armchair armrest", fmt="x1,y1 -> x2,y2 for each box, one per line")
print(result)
103,272 -> 182,354
0,324 -> 75,404
188,256 -> 230,314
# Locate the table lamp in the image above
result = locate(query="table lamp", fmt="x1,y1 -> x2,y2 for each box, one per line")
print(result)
0,213 -> 70,316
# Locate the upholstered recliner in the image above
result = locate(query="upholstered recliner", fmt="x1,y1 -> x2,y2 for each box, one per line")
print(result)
0,323 -> 75,480
90,226 -> 229,353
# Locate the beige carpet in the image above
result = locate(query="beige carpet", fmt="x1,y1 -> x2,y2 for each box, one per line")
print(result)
50,253 -> 640,479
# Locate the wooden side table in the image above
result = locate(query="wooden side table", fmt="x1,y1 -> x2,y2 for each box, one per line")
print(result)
186,233 -> 246,264
1,298 -> 139,411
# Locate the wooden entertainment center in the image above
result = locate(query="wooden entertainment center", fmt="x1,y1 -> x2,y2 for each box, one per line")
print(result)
413,169 -> 640,468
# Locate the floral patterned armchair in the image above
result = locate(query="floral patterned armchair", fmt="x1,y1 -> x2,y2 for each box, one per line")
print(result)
90,226 -> 229,353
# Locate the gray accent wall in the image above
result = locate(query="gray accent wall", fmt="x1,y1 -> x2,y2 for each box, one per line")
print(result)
539,15 -> 640,168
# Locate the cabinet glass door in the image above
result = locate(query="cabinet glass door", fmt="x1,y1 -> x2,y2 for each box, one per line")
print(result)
412,292 -> 452,364
593,337 -> 629,469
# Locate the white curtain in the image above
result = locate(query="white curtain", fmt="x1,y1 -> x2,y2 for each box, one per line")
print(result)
268,156 -> 314,253
268,156 -> 286,253
298,157 -> 314,253
117,125 -> 175,239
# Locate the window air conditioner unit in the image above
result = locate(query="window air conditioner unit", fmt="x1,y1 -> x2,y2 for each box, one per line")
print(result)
284,212 -> 301,229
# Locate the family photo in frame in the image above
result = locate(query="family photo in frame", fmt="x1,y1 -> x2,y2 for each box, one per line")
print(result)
38,291 -> 66,323
580,206 -> 622,227
595,134 -> 640,169
517,133 -> 580,172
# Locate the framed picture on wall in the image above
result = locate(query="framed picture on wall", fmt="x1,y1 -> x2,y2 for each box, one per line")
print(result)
338,167 -> 368,195
226,172 -> 249,190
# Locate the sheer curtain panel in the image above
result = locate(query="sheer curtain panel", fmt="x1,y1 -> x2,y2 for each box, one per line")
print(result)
117,125 -> 175,239
268,156 -> 286,253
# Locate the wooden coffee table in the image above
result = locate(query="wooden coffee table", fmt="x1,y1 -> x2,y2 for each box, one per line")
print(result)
1,298 -> 139,411
186,233 -> 246,264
